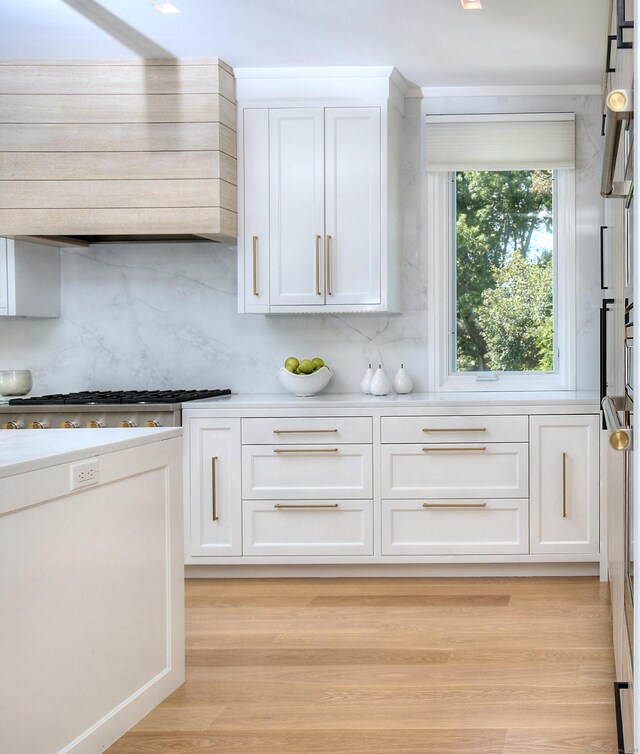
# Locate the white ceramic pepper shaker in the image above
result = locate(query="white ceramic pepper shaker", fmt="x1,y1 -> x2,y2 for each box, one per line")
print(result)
393,363 -> 413,394
370,364 -> 391,396
360,363 -> 374,394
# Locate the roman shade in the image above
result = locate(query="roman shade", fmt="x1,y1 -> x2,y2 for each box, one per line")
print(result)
425,113 -> 575,171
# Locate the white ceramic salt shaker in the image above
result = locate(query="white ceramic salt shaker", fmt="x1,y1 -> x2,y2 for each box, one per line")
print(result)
360,363 -> 374,394
393,364 -> 413,394
370,364 -> 391,396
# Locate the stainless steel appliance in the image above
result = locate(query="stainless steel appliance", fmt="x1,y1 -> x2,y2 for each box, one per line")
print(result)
0,389 -> 231,429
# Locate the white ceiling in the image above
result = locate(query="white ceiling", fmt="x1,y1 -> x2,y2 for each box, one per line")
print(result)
0,0 -> 608,88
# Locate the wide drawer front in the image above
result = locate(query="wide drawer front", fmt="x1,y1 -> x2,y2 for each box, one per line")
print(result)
242,444 -> 373,499
243,500 -> 374,555
381,499 -> 529,555
381,415 -> 528,444
242,416 -> 372,444
382,443 -> 528,499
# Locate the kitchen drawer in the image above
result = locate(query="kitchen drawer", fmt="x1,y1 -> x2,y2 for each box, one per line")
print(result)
382,443 -> 528,499
381,415 -> 528,444
242,416 -> 372,444
242,444 -> 373,499
243,499 -> 373,555
381,499 -> 528,555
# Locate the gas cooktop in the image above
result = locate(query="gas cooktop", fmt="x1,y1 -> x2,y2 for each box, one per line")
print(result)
8,389 -> 232,406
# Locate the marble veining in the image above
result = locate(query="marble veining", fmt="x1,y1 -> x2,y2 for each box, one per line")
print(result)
0,96 -> 602,397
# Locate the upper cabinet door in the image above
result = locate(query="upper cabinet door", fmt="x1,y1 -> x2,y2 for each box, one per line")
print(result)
241,109 -> 270,312
324,107 -> 381,306
269,109 -> 325,307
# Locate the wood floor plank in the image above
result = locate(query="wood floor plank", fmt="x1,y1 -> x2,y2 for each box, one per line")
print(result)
108,576 -> 617,753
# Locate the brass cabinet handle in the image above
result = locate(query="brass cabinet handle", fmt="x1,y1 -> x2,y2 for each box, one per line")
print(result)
315,235 -> 322,295
562,451 -> 567,518
325,235 -> 332,295
274,503 -> 339,509
273,448 -> 339,453
252,235 -> 258,296
422,446 -> 486,453
211,456 -> 219,521
273,428 -> 338,434
422,502 -> 488,509
3,421 -> 20,429
422,427 -> 487,433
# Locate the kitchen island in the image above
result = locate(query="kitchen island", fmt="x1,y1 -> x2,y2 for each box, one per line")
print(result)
0,428 -> 184,754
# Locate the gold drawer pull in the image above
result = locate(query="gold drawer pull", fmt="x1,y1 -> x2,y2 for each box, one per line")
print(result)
422,446 -> 486,453
562,451 -> 567,518
274,503 -> 339,509
422,427 -> 486,433
423,502 -> 488,509
325,235 -> 332,295
273,428 -> 338,434
274,448 -> 339,453
211,456 -> 218,521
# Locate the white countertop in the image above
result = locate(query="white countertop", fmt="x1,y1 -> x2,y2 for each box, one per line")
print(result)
186,390 -> 601,410
0,427 -> 182,479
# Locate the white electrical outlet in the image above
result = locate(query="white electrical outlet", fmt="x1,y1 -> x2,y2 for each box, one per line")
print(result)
70,459 -> 100,489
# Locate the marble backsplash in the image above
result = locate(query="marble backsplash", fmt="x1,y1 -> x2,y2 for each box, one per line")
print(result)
0,95 -> 602,397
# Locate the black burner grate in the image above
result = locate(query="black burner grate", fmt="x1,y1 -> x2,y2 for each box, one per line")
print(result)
8,389 -> 231,406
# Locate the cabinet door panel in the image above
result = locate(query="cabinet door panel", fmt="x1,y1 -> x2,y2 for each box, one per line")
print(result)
241,109 -> 270,312
382,499 -> 528,555
530,415 -> 600,554
269,109 -> 324,306
188,418 -> 241,556
324,107 -> 381,305
242,444 -> 373,499
243,499 -> 373,556
382,443 -> 528,499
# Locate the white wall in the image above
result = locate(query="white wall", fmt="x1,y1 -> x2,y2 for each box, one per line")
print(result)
0,95 -> 602,397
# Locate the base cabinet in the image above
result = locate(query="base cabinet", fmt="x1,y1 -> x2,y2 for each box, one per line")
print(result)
529,415 -> 600,554
381,499 -> 528,555
184,403 -> 601,566
187,418 -> 241,557
243,500 -> 374,556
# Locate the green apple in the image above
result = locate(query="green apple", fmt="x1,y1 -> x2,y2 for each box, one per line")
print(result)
311,357 -> 325,371
298,359 -> 314,374
284,356 -> 299,372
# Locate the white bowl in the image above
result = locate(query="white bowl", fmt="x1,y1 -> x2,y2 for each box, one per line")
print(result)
0,369 -> 33,396
278,366 -> 333,397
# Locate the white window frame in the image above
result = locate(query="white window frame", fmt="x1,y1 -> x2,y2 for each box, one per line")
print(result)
426,168 -> 576,392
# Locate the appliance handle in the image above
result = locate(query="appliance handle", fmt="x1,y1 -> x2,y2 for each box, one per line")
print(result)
602,395 -> 632,450
600,298 -> 615,427
614,681 -> 629,754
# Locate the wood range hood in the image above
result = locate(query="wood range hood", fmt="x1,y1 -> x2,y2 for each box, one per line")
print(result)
0,58 -> 237,246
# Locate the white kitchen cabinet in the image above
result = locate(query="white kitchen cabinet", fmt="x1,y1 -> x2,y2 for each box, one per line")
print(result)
187,418 -> 241,556
243,499 -> 374,556
381,498 -> 528,555
183,396 -> 601,569
0,237 -> 60,317
381,442 -> 529,499
242,443 -> 373,500
530,414 -> 600,554
237,68 -> 405,314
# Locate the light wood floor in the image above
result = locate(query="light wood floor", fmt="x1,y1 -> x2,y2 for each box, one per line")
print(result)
108,576 -> 617,753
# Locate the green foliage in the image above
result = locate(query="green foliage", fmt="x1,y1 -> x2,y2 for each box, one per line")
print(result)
455,170 -> 554,372
477,251 -> 553,371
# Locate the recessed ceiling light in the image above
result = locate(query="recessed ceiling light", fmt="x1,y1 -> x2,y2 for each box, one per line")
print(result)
152,3 -> 180,13
461,0 -> 483,8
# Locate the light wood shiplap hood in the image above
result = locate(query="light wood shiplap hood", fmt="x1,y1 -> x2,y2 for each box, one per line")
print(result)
0,59 -> 237,244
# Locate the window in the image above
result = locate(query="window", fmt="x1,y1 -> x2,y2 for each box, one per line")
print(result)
426,114 -> 576,392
